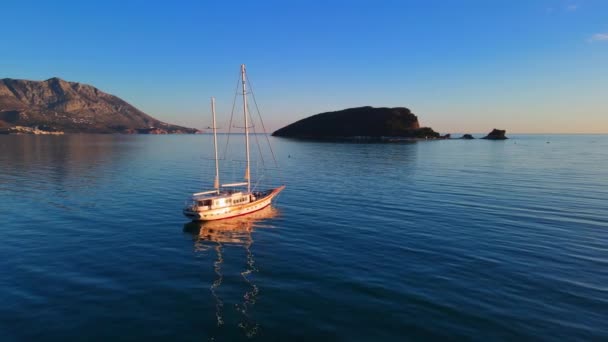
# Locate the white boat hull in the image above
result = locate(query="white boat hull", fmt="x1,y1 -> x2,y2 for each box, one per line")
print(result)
184,186 -> 284,221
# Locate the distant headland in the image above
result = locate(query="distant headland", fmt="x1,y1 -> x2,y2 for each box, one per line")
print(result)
272,106 -> 508,142
0,77 -> 198,134
272,106 -> 440,140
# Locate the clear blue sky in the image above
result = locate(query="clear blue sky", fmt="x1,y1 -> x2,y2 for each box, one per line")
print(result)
2,0 -> 607,133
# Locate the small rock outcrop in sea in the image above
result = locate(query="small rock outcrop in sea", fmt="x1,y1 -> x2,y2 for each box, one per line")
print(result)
272,106 -> 440,140
460,134 -> 475,139
0,77 -> 197,133
482,129 -> 508,140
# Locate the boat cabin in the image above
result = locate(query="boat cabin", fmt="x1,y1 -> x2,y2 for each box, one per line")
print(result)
191,191 -> 254,210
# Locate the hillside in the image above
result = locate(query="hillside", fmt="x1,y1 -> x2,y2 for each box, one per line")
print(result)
0,77 -> 197,133
272,106 -> 439,139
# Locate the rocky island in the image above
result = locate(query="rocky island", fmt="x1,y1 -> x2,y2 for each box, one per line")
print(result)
482,129 -> 508,140
0,77 -> 197,134
272,106 -> 440,140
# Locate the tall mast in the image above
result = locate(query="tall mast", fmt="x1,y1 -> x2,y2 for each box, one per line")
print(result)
211,97 -> 220,192
241,64 -> 251,193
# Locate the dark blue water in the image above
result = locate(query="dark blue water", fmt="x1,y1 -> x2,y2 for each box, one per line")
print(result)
1,134 -> 607,340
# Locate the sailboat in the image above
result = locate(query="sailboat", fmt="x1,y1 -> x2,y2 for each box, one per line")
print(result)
183,64 -> 285,221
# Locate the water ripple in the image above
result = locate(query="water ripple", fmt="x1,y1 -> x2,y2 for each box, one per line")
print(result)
1,134 -> 607,340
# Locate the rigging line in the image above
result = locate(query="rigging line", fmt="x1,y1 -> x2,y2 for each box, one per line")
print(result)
246,77 -> 284,186
249,129 -> 262,193
223,70 -> 241,161
248,101 -> 266,169
252,173 -> 266,192
249,108 -> 266,193
246,77 -> 279,169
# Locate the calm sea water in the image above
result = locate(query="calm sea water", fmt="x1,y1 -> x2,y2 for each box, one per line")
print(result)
1,134 -> 607,341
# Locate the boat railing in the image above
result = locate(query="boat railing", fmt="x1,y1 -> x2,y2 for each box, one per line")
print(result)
221,182 -> 248,187
193,190 -> 219,196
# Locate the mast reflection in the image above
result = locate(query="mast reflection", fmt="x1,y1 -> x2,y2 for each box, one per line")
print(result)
183,206 -> 279,338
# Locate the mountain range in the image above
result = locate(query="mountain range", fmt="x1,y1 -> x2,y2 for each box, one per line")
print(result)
0,77 -> 197,133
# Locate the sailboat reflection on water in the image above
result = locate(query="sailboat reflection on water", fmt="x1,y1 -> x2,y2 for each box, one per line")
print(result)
183,205 -> 279,337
